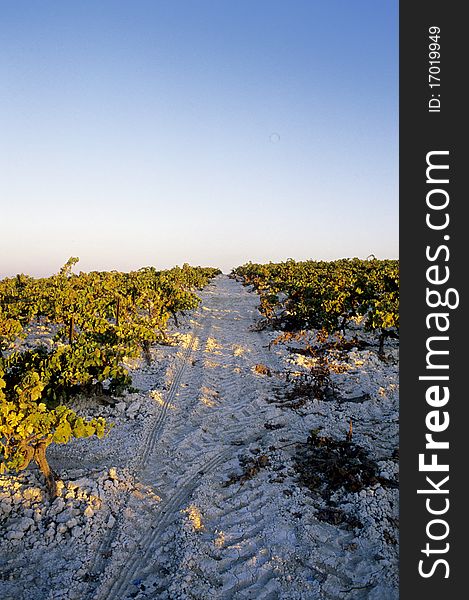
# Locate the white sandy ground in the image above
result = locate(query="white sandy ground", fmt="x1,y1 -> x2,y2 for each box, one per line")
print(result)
0,276 -> 398,599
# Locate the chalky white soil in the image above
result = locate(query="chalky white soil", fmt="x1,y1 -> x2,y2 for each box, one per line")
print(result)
0,276 -> 398,599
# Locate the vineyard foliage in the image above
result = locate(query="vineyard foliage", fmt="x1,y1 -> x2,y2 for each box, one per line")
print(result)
232,258 -> 399,351
0,259 -> 220,493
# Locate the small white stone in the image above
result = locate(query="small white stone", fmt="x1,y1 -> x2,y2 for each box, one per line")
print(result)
107,514 -> 116,529
6,530 -> 24,541
115,402 -> 126,413
10,516 -> 35,532
66,517 -> 79,529
51,498 -> 65,515
1,502 -> 12,516
126,401 -> 141,418
57,523 -> 68,534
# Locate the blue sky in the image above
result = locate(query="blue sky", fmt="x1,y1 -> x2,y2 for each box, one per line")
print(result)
0,0 -> 398,275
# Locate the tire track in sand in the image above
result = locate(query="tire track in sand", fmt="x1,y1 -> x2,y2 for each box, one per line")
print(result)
82,305 -> 210,594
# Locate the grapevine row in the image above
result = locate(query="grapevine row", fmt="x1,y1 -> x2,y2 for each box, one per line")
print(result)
232,258 -> 399,352
0,259 -> 220,495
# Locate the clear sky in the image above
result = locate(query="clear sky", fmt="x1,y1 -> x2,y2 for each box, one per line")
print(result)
0,0 -> 398,276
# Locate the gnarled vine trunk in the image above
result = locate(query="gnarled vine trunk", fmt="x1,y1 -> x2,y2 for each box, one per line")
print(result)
34,441 -> 58,498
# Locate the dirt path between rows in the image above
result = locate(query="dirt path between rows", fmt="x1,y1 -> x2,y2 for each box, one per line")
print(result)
90,274 -> 302,599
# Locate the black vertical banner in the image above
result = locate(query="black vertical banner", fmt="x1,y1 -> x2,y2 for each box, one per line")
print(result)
400,2 -> 467,598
